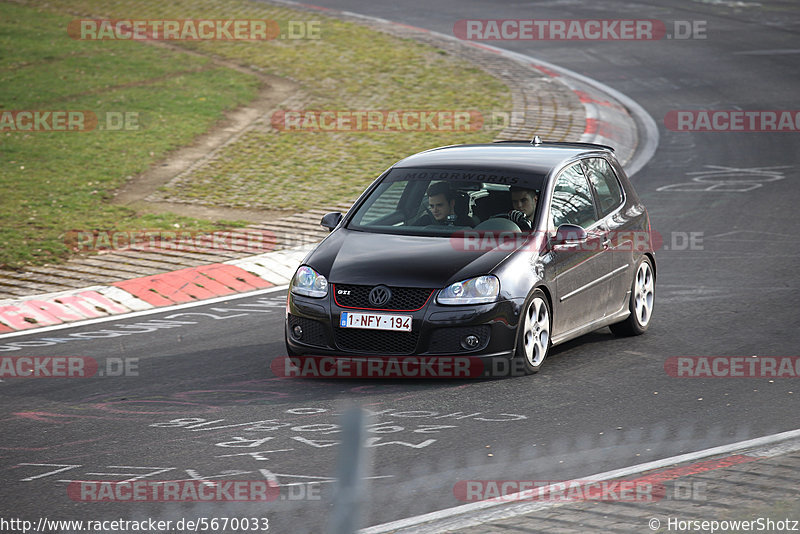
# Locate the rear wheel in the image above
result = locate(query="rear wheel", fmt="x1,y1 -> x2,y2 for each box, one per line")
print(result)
515,289 -> 551,374
610,256 -> 655,337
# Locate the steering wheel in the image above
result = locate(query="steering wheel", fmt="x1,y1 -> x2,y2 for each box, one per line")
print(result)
490,210 -> 532,231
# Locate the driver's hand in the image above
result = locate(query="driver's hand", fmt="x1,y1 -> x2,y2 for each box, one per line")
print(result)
508,209 -> 532,230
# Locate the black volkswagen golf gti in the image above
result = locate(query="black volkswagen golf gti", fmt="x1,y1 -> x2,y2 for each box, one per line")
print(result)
285,140 -> 655,375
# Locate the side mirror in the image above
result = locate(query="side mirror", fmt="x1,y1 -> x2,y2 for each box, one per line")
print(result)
320,212 -> 343,231
553,224 -> 587,245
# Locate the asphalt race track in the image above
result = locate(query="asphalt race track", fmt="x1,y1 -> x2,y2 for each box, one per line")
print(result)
2,1 -> 799,533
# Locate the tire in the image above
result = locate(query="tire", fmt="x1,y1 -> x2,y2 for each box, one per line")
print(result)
610,256 -> 655,337
514,289 -> 552,374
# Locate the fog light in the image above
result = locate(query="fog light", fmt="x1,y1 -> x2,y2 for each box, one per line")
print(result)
461,334 -> 480,350
292,325 -> 303,339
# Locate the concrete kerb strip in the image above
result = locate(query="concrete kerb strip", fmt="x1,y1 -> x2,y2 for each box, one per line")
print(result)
272,0 -> 655,170
0,286 -> 291,342
0,245 -> 316,336
0,5 -> 653,332
359,429 -> 800,534
488,48 -> 660,176
226,243 -> 317,285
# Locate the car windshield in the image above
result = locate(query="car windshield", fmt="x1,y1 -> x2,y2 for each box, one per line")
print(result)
346,167 -> 546,236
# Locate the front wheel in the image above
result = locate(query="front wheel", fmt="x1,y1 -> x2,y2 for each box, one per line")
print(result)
610,256 -> 655,337
514,289 -> 551,374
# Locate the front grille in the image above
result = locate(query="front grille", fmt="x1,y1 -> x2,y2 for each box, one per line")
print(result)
334,284 -> 433,311
428,325 -> 491,353
288,314 -> 328,347
334,328 -> 419,354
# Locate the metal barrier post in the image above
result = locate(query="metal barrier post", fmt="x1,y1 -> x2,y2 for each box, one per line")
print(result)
328,406 -> 368,534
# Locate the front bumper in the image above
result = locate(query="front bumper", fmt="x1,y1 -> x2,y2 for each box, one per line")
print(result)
285,290 -> 523,360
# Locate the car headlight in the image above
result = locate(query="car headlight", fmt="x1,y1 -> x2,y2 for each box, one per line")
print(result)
291,266 -> 328,298
437,275 -> 499,305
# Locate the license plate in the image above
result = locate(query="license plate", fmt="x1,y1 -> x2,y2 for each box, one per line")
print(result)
340,312 -> 412,332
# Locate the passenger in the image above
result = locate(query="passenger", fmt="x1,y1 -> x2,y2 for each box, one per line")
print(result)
416,182 -> 473,226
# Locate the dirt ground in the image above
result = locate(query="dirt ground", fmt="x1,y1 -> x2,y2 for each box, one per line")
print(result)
112,41 -> 300,223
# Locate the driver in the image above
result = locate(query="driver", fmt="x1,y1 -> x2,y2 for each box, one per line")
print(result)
507,187 -> 538,231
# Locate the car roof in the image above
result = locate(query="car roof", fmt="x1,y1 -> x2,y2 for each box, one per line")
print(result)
393,141 -> 615,175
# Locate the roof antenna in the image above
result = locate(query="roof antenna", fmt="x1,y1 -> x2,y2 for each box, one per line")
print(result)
531,135 -> 542,145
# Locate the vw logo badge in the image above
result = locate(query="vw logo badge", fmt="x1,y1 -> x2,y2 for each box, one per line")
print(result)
368,285 -> 392,307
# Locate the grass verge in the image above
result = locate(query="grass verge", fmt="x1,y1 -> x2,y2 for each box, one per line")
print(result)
0,2 -> 260,269
2,0 -> 510,269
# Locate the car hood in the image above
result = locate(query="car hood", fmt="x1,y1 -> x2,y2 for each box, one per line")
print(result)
306,229 -> 513,288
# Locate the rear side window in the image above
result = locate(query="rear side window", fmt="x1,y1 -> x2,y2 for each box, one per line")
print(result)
550,162 -> 597,229
584,157 -> 623,217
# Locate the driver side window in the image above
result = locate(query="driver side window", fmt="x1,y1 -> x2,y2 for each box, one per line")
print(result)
550,163 -> 597,229
357,180 -> 409,225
